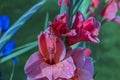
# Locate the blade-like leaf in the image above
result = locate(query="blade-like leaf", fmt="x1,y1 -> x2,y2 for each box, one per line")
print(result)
79,0 -> 91,16
0,0 -> 46,50
0,40 -> 37,57
73,0 -> 83,14
0,41 -> 38,64
13,41 -> 37,52
72,0 -> 76,6
44,13 -> 49,30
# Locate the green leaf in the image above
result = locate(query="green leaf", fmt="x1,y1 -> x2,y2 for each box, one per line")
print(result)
0,41 -> 38,64
44,13 -> 49,30
60,0 -> 67,14
79,0 -> 91,16
13,41 -> 37,52
73,0 -> 83,14
72,0 -> 76,6
0,0 -> 46,50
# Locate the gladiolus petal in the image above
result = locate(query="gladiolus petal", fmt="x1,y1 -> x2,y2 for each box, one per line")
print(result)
24,52 -> 44,78
78,69 -> 93,80
101,0 -> 118,21
38,31 -> 66,63
112,16 -> 120,24
59,57 -> 76,79
27,77 -> 48,80
83,57 -> 94,75
70,48 -> 85,69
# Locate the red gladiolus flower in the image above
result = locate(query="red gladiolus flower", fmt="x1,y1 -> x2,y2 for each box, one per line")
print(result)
66,11 -> 100,46
25,47 -> 94,80
24,30 -> 76,80
58,0 -> 70,7
49,12 -> 76,37
101,0 -> 120,24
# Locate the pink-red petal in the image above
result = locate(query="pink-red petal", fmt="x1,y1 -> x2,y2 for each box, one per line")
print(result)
27,77 -> 48,80
118,1 -> 120,8
83,57 -> 94,75
78,69 -> 93,80
24,52 -> 44,78
38,31 -> 66,63
70,47 -> 85,69
92,0 -> 99,7
59,57 -> 76,79
38,32 -> 50,60
40,57 -> 76,80
41,62 -> 63,80
101,0 -> 118,21
112,16 -> 120,24
72,11 -> 84,29
53,36 -> 66,63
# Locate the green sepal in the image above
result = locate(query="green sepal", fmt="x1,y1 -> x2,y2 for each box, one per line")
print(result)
60,0 -> 67,14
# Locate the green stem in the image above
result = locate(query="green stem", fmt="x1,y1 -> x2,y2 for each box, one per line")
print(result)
67,0 -> 74,28
10,63 -> 15,80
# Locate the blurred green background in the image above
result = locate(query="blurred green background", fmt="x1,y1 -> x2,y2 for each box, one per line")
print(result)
0,0 -> 120,80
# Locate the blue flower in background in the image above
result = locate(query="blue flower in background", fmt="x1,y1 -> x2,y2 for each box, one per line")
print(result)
0,15 -> 17,64
0,40 -> 17,64
0,15 -> 10,32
